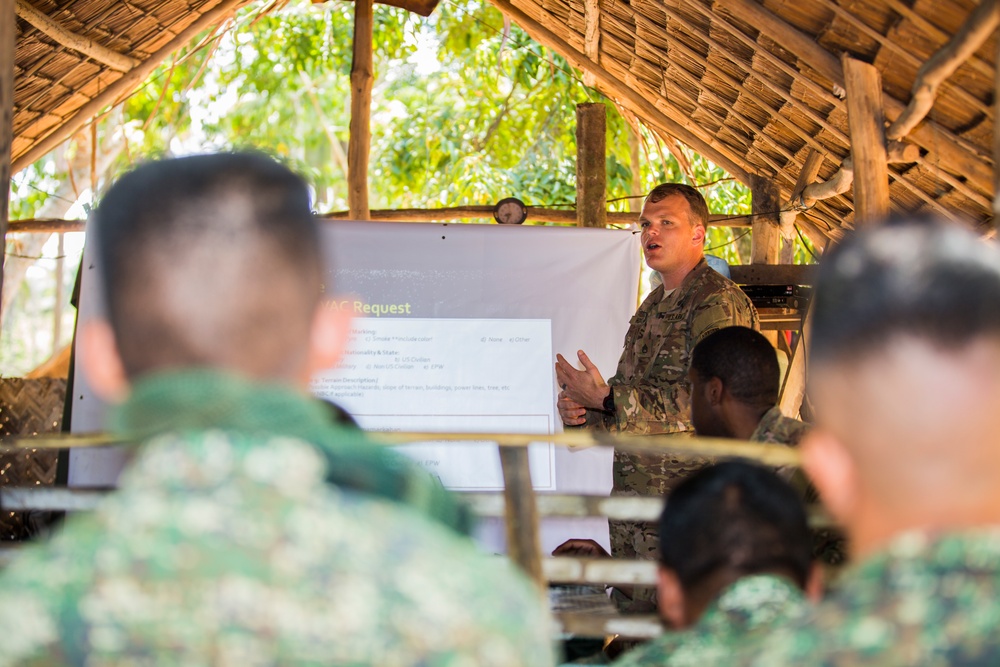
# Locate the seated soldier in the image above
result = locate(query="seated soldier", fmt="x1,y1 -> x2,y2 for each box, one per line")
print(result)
688,326 -> 808,446
615,460 -> 820,666
736,218 -> 1000,664
0,153 -> 553,665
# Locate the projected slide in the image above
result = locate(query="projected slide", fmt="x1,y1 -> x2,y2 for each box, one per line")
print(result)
312,318 -> 556,490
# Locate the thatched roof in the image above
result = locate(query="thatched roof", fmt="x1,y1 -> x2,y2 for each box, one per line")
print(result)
11,0 -> 998,245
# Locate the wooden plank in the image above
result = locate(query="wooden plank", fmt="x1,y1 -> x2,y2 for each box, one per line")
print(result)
12,0 -> 249,173
499,446 -> 545,588
0,1 -> 12,324
843,56 -> 890,224
750,175 -> 782,265
729,264 -> 816,286
576,103 -> 607,228
545,556 -> 658,586
554,612 -> 662,640
347,0 -> 374,220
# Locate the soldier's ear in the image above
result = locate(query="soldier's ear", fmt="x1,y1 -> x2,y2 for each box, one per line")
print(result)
692,223 -> 706,246
706,376 -> 724,406
657,566 -> 687,629
801,428 -> 858,529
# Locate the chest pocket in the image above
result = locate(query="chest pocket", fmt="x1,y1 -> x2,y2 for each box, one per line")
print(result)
627,311 -> 686,383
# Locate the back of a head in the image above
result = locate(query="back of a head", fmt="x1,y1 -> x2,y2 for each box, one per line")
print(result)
659,460 -> 812,595
690,326 -> 780,408
807,218 -> 1000,527
94,152 -> 322,380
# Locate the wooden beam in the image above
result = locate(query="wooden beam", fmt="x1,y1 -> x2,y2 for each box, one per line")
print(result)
12,0 -> 249,173
15,0 -> 139,72
6,209 -> 755,233
0,2 -> 11,323
843,56 -> 891,224
576,103 -> 607,227
887,0 -> 1000,142
881,0 -> 994,80
348,0 -> 374,220
715,0 -> 993,198
750,175 -> 781,264
499,446 -> 545,589
487,0 -> 752,185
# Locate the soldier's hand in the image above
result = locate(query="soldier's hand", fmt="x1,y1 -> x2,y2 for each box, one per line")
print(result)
555,350 -> 610,410
552,538 -> 611,558
558,391 -> 587,426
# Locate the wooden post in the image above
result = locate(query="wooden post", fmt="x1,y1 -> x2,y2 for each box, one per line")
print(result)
843,56 -> 890,224
576,103 -> 607,227
750,175 -> 781,264
498,446 -> 545,589
0,2 -> 14,325
628,125 -> 642,212
348,0 -> 374,221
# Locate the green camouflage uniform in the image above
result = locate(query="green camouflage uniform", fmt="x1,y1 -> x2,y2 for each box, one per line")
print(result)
749,406 -> 808,446
614,575 -> 808,667
0,372 -> 554,666
734,529 -> 1000,666
592,259 -> 757,612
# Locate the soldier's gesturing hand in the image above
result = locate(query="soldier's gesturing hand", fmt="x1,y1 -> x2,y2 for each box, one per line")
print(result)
557,391 -> 587,426
555,350 -> 611,414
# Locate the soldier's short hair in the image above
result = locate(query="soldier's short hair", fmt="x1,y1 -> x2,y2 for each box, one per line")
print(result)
811,217 -> 1000,363
659,460 -> 812,591
93,152 -> 322,379
645,183 -> 709,228
690,326 -> 780,408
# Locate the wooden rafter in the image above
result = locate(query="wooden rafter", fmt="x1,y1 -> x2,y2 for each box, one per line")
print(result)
881,0 -> 993,80
15,0 -> 139,72
843,56 -> 890,223
582,0 -> 600,87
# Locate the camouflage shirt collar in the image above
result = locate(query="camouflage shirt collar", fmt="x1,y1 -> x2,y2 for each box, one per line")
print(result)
750,406 -> 786,441
697,574 -> 807,636
654,258 -> 710,312
852,528 -> 1000,579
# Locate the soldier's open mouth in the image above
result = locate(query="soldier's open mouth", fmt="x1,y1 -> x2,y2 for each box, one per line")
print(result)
646,243 -> 661,250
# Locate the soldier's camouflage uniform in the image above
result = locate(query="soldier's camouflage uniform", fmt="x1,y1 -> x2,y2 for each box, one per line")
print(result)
613,575 -> 808,667
0,371 -> 554,666
588,259 -> 757,612
734,529 -> 1000,666
750,406 -> 808,446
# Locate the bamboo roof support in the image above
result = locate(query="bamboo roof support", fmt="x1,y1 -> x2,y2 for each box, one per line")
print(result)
348,0 -> 373,220
750,175 -> 781,265
812,0 -> 991,118
843,56 -> 891,223
582,0 -> 600,88
881,0 -> 994,80
779,149 -> 824,239
576,103 -> 607,227
14,0 -> 139,72
487,0 -> 752,184
0,2 -> 13,325
11,0 -> 248,174
886,0 -> 1000,142
716,0 -> 994,197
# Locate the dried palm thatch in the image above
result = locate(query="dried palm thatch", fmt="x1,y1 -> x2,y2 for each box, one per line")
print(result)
9,0 -> 999,244
0,378 -> 66,541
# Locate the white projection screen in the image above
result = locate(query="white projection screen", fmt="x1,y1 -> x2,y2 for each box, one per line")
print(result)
70,220 -> 642,554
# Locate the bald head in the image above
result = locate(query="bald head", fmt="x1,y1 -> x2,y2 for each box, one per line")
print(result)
805,219 -> 1000,553
93,153 -> 323,381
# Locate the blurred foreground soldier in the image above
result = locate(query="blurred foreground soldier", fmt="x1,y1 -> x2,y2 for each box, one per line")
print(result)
615,461 -> 819,667
736,219 -> 1000,665
0,153 -> 553,666
555,184 -> 758,612
688,326 -> 807,446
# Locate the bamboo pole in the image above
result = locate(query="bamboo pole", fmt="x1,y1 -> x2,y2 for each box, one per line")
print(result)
582,0 -> 600,88
499,446 -> 545,588
750,175 -> 781,265
887,0 -> 1000,141
487,0 -> 752,184
0,2 -> 13,325
576,103 -> 607,227
348,0 -> 374,220
843,56 -> 891,224
15,0 -> 139,72
12,0 -> 248,173
7,209 -> 756,234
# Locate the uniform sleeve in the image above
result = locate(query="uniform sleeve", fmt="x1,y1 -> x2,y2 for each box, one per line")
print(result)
606,288 -> 758,435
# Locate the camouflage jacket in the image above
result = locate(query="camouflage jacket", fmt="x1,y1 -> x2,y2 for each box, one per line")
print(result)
587,258 -> 758,436
735,529 -> 1000,666
750,406 -> 809,446
0,424 -> 554,664
614,575 -> 808,667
